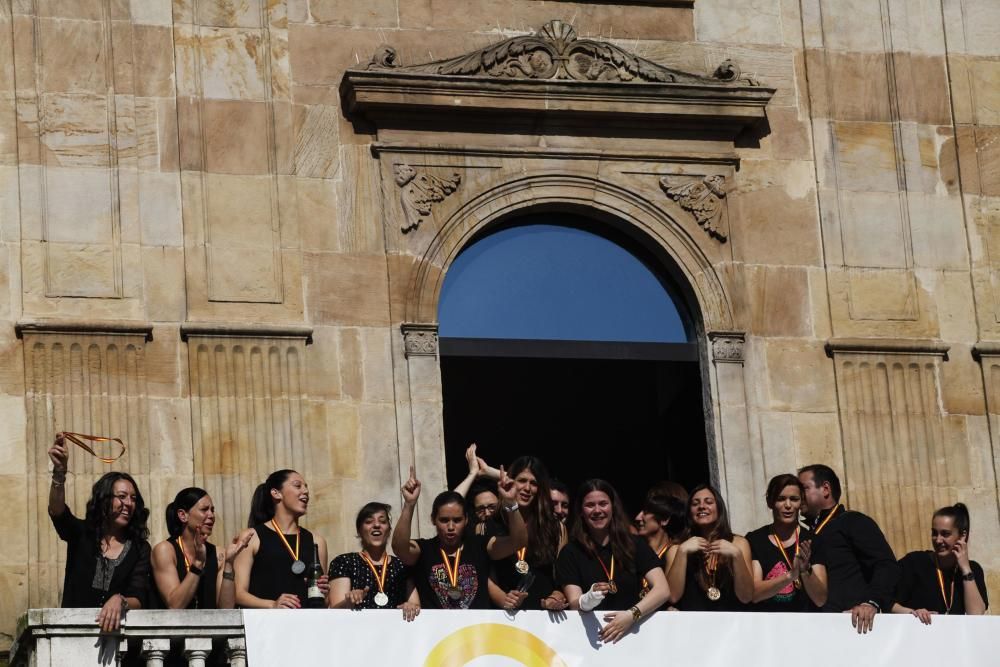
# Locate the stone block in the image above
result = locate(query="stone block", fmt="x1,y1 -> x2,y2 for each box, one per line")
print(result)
0,564 -> 28,642
44,242 -> 119,298
846,267 -> 919,322
338,327 -> 363,400
360,402 -> 404,488
130,0 -> 173,26
336,145 -> 383,254
839,191 -> 909,269
746,264 -> 812,337
816,0 -> 886,53
764,340 -> 836,411
133,24 -> 176,99
757,410 -> 794,481
309,0 -> 399,28
361,327 -> 394,403
201,99 -> 272,175
696,0 -> 783,45
42,167 -> 114,243
307,326 -> 342,399
37,18 -> 108,95
298,177 -> 340,252
294,104 -> 340,179
306,252 -> 390,326
0,396 -> 27,476
175,26 -> 268,101
940,348 -> 986,417
830,121 -> 898,192
142,246 -> 186,322
764,106 -> 811,161
908,193 -> 968,270
328,400 -> 360,479
791,412 -> 843,472
139,171 -> 183,247
146,397 -> 193,476
969,59 -> 1000,127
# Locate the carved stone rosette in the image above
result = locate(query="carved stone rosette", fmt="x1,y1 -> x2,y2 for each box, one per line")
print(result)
660,175 -> 728,240
709,332 -> 745,363
394,165 -> 462,233
402,323 -> 439,358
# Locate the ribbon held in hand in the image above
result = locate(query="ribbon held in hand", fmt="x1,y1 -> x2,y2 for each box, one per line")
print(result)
61,432 -> 126,464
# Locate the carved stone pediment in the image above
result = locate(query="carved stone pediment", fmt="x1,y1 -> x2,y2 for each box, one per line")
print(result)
367,20 -> 756,87
342,20 -> 774,138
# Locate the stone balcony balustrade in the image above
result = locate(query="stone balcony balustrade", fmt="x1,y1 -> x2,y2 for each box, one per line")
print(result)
11,609 -> 246,667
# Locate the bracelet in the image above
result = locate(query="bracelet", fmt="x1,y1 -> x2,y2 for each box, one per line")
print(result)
222,570 -> 235,581
50,478 -> 65,488
629,605 -> 642,622
189,564 -> 204,576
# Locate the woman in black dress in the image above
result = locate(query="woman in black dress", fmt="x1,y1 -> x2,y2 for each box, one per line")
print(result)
234,469 -> 330,609
47,433 -> 151,633
557,479 -> 669,645
892,503 -> 988,622
392,466 -> 527,610
488,456 -> 569,612
152,487 -> 253,609
747,474 -> 827,611
328,502 -> 420,620
666,484 -> 753,611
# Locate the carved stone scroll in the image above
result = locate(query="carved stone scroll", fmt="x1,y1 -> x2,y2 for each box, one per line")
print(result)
394,166 -> 461,233
660,175 -> 728,240
369,20 -> 757,87
401,323 -> 439,358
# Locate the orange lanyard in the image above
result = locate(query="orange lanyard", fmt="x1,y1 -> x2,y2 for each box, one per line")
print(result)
62,432 -> 127,463
935,565 -> 954,614
176,536 -> 193,573
773,528 -> 799,569
642,544 -> 670,591
270,519 -> 300,562
814,504 -> 843,535
360,552 -> 388,593
596,554 -> 615,583
440,547 -> 463,588
517,547 -> 527,562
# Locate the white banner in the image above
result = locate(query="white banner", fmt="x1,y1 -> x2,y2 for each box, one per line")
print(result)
244,609 -> 998,666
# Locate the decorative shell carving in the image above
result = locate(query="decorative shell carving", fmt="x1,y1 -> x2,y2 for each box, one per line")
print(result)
660,175 -> 729,241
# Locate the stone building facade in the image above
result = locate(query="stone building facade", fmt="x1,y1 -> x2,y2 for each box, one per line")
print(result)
0,0 -> 997,643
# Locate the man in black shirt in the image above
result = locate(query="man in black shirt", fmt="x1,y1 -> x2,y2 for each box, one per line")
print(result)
798,465 -> 899,634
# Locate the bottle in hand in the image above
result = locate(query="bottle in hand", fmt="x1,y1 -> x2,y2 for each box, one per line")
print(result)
306,544 -> 325,609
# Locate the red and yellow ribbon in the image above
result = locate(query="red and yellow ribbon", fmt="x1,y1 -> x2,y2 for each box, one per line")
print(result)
440,547 -> 463,589
814,504 -> 843,535
935,565 -> 954,614
270,518 -> 300,562
773,528 -> 800,570
61,431 -> 126,464
361,551 -> 388,594
596,554 -> 615,584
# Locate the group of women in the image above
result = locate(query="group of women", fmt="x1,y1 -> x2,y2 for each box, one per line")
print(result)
48,434 -> 988,641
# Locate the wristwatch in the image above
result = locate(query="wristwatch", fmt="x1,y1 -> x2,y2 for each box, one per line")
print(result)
119,595 -> 130,615
503,502 -> 519,513
961,570 -> 976,582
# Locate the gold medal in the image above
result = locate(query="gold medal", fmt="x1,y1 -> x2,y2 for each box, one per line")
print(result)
707,586 -> 722,601
608,580 -> 618,594
447,586 -> 463,600
705,552 -> 720,601
515,548 -> 529,575
596,553 -> 616,594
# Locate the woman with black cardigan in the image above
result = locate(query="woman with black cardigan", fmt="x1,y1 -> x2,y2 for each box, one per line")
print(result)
48,433 -> 151,633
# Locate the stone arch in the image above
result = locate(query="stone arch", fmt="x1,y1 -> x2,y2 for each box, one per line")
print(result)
405,171 -> 736,336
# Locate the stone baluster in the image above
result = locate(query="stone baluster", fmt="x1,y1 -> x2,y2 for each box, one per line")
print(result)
184,638 -> 213,667
141,638 -> 171,667
226,637 -> 248,667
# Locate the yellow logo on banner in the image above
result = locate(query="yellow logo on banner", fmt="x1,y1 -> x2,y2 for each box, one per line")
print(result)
424,623 -> 569,667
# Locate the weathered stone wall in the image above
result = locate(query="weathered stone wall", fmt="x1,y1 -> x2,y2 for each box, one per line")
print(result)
0,0 -> 997,644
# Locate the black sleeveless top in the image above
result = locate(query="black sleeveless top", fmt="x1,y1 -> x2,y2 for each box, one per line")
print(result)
677,557 -> 746,611
249,522 -> 315,602
167,539 -> 218,609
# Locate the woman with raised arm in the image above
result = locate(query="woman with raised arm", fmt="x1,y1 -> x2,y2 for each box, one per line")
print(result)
47,433 -> 152,633
327,502 -> 421,621
392,466 -> 527,609
746,474 -> 827,611
488,456 -> 569,612
234,469 -> 330,609
892,503 -> 988,622
666,484 -> 753,611
556,479 -> 669,645
152,487 -> 254,609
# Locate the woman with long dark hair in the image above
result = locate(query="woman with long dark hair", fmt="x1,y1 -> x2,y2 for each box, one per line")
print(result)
47,433 -> 151,633
892,503 -> 988,622
234,469 -> 330,609
328,502 -> 421,620
392,466 -> 527,609
557,479 -> 669,645
666,484 -> 753,611
152,487 -> 254,609
488,456 -> 569,611
747,474 -> 827,611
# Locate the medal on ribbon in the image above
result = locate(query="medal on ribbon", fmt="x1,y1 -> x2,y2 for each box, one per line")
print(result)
641,544 -> 670,598
270,518 -> 305,575
61,432 -> 127,464
596,553 -> 616,594
361,551 -> 390,607
515,547 -> 530,575
935,559 -> 955,615
440,547 -> 464,601
773,528 -> 801,590
706,552 -> 721,601
813,504 -> 843,536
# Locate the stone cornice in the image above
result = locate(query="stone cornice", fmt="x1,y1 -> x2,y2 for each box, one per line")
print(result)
15,320 -> 153,341
972,342 -> 1000,359
180,322 -> 313,344
825,338 -> 950,357
342,20 -> 773,138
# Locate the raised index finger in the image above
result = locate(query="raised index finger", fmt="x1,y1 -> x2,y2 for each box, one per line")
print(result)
408,465 -> 416,481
